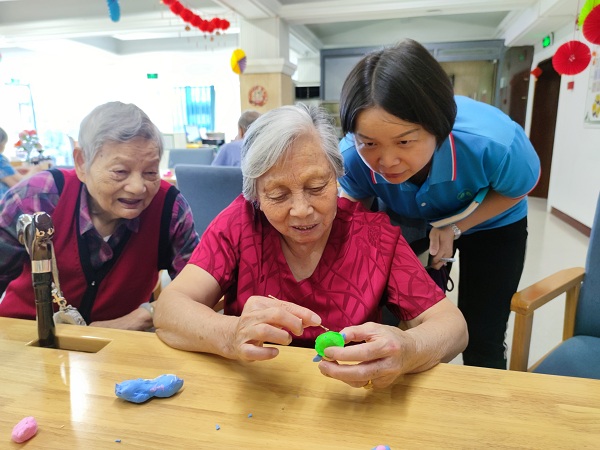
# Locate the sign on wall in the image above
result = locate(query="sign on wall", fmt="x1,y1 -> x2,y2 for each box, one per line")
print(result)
585,46 -> 600,125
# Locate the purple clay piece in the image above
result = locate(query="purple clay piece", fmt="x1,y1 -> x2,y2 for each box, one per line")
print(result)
12,416 -> 38,443
372,446 -> 391,450
115,374 -> 184,403
312,354 -> 323,362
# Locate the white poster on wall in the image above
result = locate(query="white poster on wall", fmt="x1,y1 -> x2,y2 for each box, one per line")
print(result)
584,46 -> 600,125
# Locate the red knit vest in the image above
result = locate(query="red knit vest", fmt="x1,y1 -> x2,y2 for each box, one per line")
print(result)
1,170 -> 172,322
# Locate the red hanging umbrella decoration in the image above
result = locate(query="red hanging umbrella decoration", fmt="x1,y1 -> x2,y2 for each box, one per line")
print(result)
583,5 -> 600,44
579,0 -> 600,27
552,40 -> 592,75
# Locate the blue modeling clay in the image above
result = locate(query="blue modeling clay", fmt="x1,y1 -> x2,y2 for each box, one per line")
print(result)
115,374 -> 184,403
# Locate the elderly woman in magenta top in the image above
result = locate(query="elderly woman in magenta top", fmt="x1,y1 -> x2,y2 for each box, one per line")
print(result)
154,104 -> 467,389
0,102 -> 198,330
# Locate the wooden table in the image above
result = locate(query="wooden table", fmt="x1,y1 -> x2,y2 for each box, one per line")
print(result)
1,317 -> 599,449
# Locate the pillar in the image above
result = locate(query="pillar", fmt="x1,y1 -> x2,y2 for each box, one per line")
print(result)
238,17 -> 297,112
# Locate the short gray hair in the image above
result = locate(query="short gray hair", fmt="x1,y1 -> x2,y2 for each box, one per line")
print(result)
0,127 -> 7,145
241,103 -> 343,202
238,110 -> 261,133
78,102 -> 163,169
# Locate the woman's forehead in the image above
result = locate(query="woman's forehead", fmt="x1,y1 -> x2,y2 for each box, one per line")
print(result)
261,142 -> 332,186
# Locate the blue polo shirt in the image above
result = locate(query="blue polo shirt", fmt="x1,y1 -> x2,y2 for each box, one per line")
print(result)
338,96 -> 541,234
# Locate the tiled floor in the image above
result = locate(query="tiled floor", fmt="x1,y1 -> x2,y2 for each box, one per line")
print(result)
447,196 -> 591,367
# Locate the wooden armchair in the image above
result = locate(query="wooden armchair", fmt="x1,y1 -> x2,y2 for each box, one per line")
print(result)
509,193 -> 600,378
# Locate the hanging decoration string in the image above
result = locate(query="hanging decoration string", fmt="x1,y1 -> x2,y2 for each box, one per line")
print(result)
161,0 -> 230,33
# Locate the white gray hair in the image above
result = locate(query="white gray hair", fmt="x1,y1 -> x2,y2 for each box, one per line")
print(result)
241,103 -> 343,202
78,102 -> 163,169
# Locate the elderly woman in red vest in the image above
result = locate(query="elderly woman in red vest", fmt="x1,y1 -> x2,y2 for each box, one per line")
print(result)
0,102 -> 198,330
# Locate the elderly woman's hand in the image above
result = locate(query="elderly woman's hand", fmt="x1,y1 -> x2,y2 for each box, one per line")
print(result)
316,322 -> 419,389
230,295 -> 322,362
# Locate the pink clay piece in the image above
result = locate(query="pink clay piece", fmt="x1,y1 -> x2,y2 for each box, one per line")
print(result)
11,416 -> 38,443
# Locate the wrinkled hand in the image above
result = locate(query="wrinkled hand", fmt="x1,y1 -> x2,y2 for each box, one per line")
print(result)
317,322 -> 417,389
229,295 -> 321,362
428,226 -> 455,270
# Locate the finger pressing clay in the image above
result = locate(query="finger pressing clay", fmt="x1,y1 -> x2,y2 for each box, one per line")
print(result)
115,374 -> 184,403
314,331 -> 345,357
12,416 -> 38,443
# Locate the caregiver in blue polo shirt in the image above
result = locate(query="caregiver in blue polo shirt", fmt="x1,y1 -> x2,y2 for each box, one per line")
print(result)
337,39 -> 541,370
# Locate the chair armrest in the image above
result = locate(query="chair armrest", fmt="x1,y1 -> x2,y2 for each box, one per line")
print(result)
509,267 -> 585,372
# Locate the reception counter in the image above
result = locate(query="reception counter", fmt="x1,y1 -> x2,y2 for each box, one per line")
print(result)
1,317 -> 599,449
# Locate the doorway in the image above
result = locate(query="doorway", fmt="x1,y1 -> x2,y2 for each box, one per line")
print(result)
509,69 -> 530,129
528,58 -> 561,198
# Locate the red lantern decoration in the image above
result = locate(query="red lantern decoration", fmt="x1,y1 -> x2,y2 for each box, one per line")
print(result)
583,5 -> 600,44
180,8 -> 194,23
552,40 -> 592,75
162,2 -> 230,34
169,2 -> 184,14
190,15 -> 201,27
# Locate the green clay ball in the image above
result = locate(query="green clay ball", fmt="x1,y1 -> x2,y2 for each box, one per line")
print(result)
315,331 -> 345,357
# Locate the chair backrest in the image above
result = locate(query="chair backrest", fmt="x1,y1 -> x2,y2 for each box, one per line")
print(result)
574,191 -> 600,337
175,164 -> 243,236
167,148 -> 214,168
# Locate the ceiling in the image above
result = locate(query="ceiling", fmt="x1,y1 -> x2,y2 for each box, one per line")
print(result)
0,0 -> 579,60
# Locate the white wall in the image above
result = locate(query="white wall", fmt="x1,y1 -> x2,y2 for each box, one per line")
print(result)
527,25 -> 600,227
0,43 -> 242,154
3,26 -> 599,226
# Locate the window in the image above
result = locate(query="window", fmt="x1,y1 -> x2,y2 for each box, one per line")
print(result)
173,86 -> 215,136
